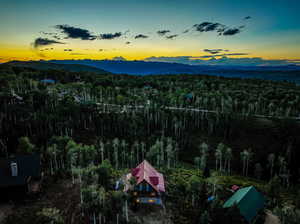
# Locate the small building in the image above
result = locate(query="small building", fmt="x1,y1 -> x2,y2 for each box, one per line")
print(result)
124,160 -> 165,206
0,155 -> 42,196
223,186 -> 265,223
40,79 -> 55,84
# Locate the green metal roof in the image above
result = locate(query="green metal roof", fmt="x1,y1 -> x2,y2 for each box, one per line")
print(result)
223,186 -> 265,223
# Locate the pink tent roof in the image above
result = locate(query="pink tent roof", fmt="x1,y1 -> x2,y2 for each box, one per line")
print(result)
130,160 -> 165,192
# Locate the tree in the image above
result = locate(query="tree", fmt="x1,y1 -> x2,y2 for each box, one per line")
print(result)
267,175 -> 281,206
268,153 -> 276,179
97,159 -> 113,188
188,175 -> 202,207
17,137 -> 35,154
111,191 -> 125,224
240,149 -> 252,176
37,207 -> 64,224
112,138 -> 120,169
254,163 -> 263,180
215,143 -> 225,171
224,147 -> 232,174
199,210 -> 211,224
200,142 -> 209,155
194,157 -> 201,170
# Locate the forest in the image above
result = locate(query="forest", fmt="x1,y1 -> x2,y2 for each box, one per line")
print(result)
0,63 -> 300,224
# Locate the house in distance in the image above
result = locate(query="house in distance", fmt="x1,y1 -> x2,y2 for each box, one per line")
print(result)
124,160 -> 165,206
0,154 -> 42,197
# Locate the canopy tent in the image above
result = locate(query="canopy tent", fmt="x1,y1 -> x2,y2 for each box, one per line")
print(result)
223,186 -> 265,223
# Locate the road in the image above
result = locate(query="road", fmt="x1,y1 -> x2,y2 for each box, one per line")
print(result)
96,103 -> 300,121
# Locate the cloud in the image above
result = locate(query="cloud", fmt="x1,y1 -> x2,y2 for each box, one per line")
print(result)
99,32 -> 122,40
40,31 -> 61,40
33,37 -> 64,48
223,28 -> 241,36
64,49 -> 73,51
198,53 -> 249,58
39,48 -> 54,51
144,55 -> 297,66
193,21 -> 243,36
135,34 -> 148,39
55,24 -> 96,40
193,22 -> 225,33
125,41 -> 131,44
204,49 -> 229,54
112,56 -> 127,61
157,30 -> 170,36
183,29 -> 189,33
244,16 -> 251,20
166,34 -> 178,39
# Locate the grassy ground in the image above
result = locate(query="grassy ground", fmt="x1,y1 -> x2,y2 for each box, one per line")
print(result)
3,177 -> 81,224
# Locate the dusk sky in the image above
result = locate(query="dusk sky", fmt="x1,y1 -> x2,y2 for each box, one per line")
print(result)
1,0 -> 299,65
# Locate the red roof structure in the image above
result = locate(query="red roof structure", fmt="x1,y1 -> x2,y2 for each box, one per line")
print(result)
126,160 -> 165,193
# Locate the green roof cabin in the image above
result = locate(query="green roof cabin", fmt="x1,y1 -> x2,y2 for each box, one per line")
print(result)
223,186 -> 265,223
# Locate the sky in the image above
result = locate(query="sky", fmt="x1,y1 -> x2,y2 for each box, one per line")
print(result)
0,0 -> 300,65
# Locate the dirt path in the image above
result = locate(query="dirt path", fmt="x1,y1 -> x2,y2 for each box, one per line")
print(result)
129,207 -> 173,224
264,210 -> 280,224
0,203 -> 13,224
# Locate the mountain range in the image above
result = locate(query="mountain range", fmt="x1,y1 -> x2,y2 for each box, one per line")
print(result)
2,60 -> 300,84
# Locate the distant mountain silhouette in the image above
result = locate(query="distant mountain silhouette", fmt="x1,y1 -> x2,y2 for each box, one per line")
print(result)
3,60 -> 300,84
48,59 -> 300,84
4,61 -> 110,74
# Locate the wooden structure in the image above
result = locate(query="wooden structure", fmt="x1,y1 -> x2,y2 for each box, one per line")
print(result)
0,154 -> 42,195
124,160 -> 165,206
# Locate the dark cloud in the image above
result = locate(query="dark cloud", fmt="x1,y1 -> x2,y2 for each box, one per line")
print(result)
193,22 -> 225,33
41,32 -> 56,36
125,41 -> 131,44
199,53 -> 249,58
222,28 -> 241,36
55,25 -> 96,40
112,56 -> 127,61
52,35 -> 61,40
203,49 -> 229,54
157,30 -> 170,36
40,32 -> 61,40
40,48 -> 54,51
193,22 -> 243,36
166,34 -> 178,39
135,34 -> 148,39
244,16 -> 251,20
183,29 -> 189,33
99,32 -> 122,40
64,49 -> 73,51
33,37 -> 64,48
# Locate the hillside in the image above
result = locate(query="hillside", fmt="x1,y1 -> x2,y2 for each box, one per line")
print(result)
1,66 -> 300,224
3,61 -> 110,74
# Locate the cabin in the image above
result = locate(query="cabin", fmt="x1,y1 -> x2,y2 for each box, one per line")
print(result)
223,186 -> 265,223
0,155 -> 42,197
124,160 -> 165,206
